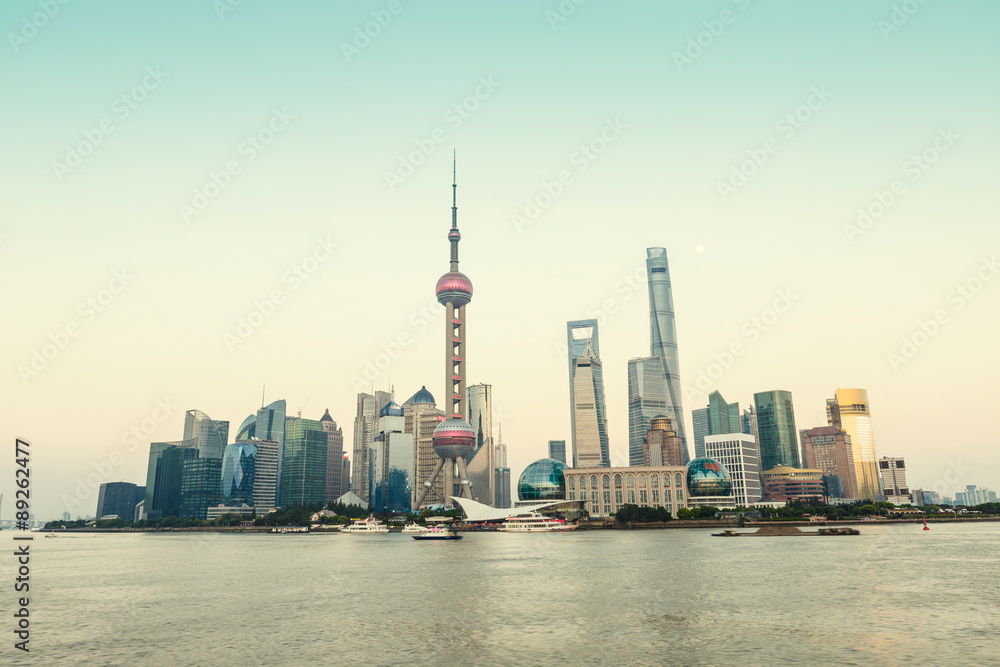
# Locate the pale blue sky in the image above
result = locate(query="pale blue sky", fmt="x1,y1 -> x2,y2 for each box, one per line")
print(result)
2,1 -> 998,518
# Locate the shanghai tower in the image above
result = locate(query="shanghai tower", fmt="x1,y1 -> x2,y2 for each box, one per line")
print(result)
646,248 -> 689,463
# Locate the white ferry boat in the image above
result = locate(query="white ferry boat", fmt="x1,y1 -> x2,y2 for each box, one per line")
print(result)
402,523 -> 430,534
341,517 -> 389,534
497,512 -> 578,533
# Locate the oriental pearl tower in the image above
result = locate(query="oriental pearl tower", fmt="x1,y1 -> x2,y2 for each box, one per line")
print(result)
413,155 -> 477,508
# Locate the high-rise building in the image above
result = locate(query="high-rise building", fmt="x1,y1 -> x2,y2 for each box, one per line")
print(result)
827,389 -> 882,501
321,409 -> 345,504
247,399 -> 287,502
368,402 -> 416,513
627,356 -> 668,466
340,455 -> 351,497
96,482 -> 144,520
351,390 -> 392,502
251,439 -> 279,513
146,441 -> 197,519
413,159 -> 479,510
646,247 -> 688,463
568,320 -> 610,468
704,433 -> 762,507
403,386 -> 446,509
741,406 -> 758,444
879,457 -> 910,504
466,383 -> 495,505
179,457 -> 222,519
221,441 -> 257,506
754,390 -> 800,471
183,410 -> 229,460
955,485 -> 994,506
281,417 -> 328,507
642,415 -> 685,466
494,434 -> 511,509
800,426 -> 859,499
547,440 -> 567,464
691,390 -> 741,459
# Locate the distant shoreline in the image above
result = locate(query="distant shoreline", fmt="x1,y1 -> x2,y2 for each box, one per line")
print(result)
23,516 -> 1000,534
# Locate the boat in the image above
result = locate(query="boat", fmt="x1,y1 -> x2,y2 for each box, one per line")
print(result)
497,512 -> 578,532
411,525 -> 462,540
402,523 -> 430,534
44,532 -> 57,538
713,525 -> 859,537
340,517 -> 390,534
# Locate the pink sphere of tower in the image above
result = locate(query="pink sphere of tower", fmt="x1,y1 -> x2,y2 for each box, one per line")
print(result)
432,418 -> 476,460
436,271 -> 473,307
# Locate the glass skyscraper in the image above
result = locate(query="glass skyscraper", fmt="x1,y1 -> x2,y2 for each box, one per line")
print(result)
280,417 -> 328,507
827,388 -> 882,501
179,457 -> 223,520
466,383 -> 495,505
754,390 -> 800,471
547,440 -> 566,464
627,356 -> 668,466
568,320 -> 610,468
691,390 -> 741,459
221,441 -> 257,506
149,444 -> 197,518
352,391 -> 392,502
368,404 -> 415,513
646,248 -> 689,463
183,410 -> 229,460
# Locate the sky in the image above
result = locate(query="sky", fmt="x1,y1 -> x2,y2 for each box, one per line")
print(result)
2,0 -> 998,520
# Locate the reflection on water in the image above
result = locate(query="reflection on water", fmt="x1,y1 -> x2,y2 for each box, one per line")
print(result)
9,523 -> 999,666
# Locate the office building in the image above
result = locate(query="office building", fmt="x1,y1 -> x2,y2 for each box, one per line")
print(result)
340,455 -> 351,497
280,417 -> 328,507
96,482 -> 144,520
568,320 -> 610,468
146,441 -> 197,519
547,440 -> 567,465
494,435 -> 511,509
368,402 -> 415,513
761,466 -> 825,502
704,433 -> 762,507
179,457 -> 223,520
642,415 -> 685,466
741,406 -> 758,444
183,409 -> 229,460
321,409 -> 345,504
691,390 -> 741,459
955,485 -> 995,506
466,383 -> 495,505
250,439 -> 279,513
800,425 -> 858,499
565,466 -> 689,518
627,355 -> 669,466
646,247 -> 689,463
352,391 -> 392,502
827,389 -> 882,501
754,390 -> 800,471
221,441 -> 257,506
403,386 -> 446,509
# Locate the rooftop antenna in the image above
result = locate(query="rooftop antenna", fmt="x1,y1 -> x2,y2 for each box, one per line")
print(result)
261,385 -> 265,408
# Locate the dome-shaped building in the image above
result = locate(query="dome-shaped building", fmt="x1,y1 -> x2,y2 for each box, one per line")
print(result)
518,458 -> 569,501
404,385 -> 436,406
436,271 -> 473,307
686,457 -> 733,497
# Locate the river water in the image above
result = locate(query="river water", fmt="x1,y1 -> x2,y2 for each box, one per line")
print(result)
5,522 -> 998,665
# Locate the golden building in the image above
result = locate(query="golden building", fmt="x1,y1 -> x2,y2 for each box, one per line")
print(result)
827,388 -> 882,501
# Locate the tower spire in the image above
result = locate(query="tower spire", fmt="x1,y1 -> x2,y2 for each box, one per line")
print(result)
449,150 -> 460,271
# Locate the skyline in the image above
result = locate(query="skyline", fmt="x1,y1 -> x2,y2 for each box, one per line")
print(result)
3,1 -> 999,519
